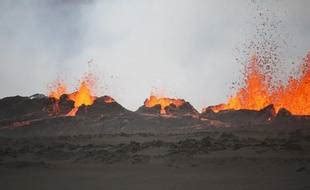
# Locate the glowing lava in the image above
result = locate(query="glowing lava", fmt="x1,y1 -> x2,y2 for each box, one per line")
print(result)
66,80 -> 96,116
144,95 -> 185,114
48,73 -> 97,116
48,80 -> 67,100
212,55 -> 271,112
272,53 -> 310,115
212,52 -> 310,115
47,80 -> 68,114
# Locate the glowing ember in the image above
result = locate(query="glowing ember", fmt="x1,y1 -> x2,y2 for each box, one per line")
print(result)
144,95 -> 185,114
212,52 -> 310,115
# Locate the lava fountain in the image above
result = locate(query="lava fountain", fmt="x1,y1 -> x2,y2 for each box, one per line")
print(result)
66,74 -> 97,116
48,73 -> 97,116
48,80 -> 67,100
272,52 -> 310,115
144,94 -> 185,114
212,52 -> 310,115
211,55 -> 271,112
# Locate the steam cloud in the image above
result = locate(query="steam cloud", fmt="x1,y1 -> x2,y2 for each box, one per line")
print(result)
0,0 -> 309,111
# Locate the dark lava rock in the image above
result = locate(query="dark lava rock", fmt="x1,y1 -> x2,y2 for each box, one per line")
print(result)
165,102 -> 199,116
56,94 -> 75,115
0,95 -> 49,121
136,104 -> 162,115
172,139 -> 200,155
277,108 -> 292,117
272,108 -> 310,127
130,154 -> 150,164
76,96 -> 130,118
296,166 -> 307,172
200,104 -> 276,126
283,142 -> 303,151
0,95 -> 53,127
3,161 -> 49,168
0,94 -> 74,127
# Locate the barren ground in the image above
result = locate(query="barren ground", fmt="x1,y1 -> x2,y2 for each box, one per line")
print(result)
1,126 -> 310,190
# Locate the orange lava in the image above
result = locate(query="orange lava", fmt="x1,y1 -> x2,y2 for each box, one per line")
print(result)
212,52 -> 310,115
66,107 -> 79,117
48,80 -> 67,100
47,80 -> 67,114
48,74 -> 97,117
66,78 -> 96,116
144,95 -> 185,114
212,55 -> 271,112
272,53 -> 310,115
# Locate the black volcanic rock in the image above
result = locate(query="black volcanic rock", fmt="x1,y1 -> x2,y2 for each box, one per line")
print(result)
272,108 -> 310,127
55,94 -> 75,115
136,104 -> 162,115
0,95 -> 50,121
276,108 -> 292,117
30,93 -> 46,99
200,104 -> 276,126
76,96 -> 130,118
0,94 -> 75,127
165,102 -> 199,116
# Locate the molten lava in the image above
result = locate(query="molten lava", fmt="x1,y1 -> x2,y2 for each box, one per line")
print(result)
212,56 -> 271,112
48,81 -> 67,100
212,52 -> 310,115
272,53 -> 310,115
66,81 -> 96,116
48,73 -> 97,117
48,80 -> 67,114
144,95 -> 185,114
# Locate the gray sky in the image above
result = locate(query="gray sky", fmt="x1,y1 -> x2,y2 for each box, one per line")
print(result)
0,0 -> 309,111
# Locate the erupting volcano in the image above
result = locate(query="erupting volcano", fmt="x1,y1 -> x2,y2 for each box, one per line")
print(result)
210,52 -> 310,115
48,74 -> 97,116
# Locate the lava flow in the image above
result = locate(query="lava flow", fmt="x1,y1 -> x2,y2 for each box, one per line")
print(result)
212,52 -> 310,115
144,95 -> 185,114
